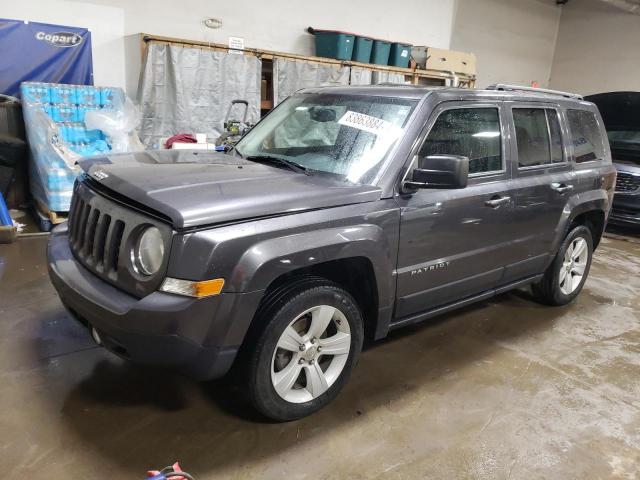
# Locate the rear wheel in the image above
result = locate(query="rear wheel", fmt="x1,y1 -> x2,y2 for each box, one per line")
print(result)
532,225 -> 593,306
246,280 -> 363,421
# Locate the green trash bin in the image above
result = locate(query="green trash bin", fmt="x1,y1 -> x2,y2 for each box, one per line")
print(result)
313,29 -> 355,61
352,36 -> 373,63
389,42 -> 412,68
370,39 -> 391,65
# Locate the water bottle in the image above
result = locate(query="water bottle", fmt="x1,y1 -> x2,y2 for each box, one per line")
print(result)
50,84 -> 77,105
21,82 -> 51,104
29,102 -> 53,118
77,86 -> 100,106
50,105 -> 62,123
99,87 -> 114,108
86,127 -> 102,143
52,104 -> 76,123
76,104 -> 88,123
58,122 -> 71,144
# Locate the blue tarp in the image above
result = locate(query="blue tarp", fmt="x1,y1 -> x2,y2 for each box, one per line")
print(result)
0,18 -> 93,97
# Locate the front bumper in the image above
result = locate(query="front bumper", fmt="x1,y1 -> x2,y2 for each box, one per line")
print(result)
47,224 -> 263,380
610,191 -> 640,226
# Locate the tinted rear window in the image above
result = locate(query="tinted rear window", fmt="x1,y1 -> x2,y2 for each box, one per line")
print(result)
513,108 -> 564,167
567,110 -> 606,163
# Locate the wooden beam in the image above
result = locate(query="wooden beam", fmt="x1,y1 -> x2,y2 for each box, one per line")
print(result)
141,33 -> 477,83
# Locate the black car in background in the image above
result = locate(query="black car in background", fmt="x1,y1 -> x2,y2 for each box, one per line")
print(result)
586,92 -> 640,227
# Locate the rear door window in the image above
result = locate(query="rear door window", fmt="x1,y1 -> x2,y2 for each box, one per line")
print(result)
567,109 -> 605,163
513,108 -> 564,167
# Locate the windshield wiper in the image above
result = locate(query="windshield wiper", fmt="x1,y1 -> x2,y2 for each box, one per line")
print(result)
245,155 -> 311,175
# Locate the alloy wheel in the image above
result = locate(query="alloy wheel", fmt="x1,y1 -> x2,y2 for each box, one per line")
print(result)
271,305 -> 351,403
559,236 -> 589,295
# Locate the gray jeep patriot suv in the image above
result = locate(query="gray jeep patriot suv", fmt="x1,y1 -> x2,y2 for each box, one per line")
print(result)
48,84 -> 616,421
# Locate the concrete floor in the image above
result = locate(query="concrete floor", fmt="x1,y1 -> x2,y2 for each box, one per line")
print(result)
1,234 -> 639,479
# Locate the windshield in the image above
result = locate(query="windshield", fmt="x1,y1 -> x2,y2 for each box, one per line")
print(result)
235,94 -> 418,184
607,130 -> 640,165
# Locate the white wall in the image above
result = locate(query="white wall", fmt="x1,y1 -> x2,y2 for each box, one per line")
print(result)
109,0 -> 454,51
550,0 -> 640,95
11,0 -> 623,103
450,0 -> 562,88
77,0 -> 456,97
1,0 -> 126,91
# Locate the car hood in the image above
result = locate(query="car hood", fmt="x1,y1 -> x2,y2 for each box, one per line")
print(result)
78,150 -> 382,229
585,91 -> 640,131
614,159 -> 640,174
585,92 -> 640,170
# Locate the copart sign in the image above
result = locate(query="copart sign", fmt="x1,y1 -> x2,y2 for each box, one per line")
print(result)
35,31 -> 83,47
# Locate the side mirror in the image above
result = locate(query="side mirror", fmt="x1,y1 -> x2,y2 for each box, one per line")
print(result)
404,154 -> 469,190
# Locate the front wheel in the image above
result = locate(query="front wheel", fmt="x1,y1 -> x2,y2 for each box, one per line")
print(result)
532,225 -> 593,306
246,281 -> 363,421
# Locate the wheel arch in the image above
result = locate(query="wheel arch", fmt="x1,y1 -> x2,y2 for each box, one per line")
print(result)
569,209 -> 606,250
258,257 -> 381,342
552,190 -> 609,254
227,224 -> 396,346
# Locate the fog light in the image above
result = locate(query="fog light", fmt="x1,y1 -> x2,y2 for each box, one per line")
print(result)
160,277 -> 225,298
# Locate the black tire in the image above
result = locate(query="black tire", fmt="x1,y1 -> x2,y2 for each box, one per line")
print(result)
245,278 -> 363,422
532,225 -> 593,306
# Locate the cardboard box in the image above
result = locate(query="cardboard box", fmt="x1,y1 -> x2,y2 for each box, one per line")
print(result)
412,47 -> 476,76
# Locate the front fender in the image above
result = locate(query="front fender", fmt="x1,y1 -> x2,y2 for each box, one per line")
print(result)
228,224 -> 395,307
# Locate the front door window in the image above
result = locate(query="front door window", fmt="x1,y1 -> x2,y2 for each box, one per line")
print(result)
418,107 -> 503,174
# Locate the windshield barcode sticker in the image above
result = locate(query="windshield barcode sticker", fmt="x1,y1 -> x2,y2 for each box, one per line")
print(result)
338,111 -> 395,135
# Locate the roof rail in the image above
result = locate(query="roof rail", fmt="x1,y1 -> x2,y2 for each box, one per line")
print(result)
486,83 -> 583,100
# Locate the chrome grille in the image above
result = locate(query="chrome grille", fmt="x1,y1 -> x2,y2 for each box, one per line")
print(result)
615,172 -> 640,192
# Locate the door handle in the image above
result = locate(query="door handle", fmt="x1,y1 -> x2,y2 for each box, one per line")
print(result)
485,195 -> 511,208
551,183 -> 574,194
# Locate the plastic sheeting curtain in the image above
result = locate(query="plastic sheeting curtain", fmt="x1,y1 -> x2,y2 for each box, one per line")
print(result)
351,67 -> 405,86
273,59 -> 350,105
349,67 -> 372,86
138,43 -> 261,147
371,71 -> 406,85
273,59 -> 408,106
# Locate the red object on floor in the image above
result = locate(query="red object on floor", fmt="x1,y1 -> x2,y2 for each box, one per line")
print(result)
165,134 -> 197,149
147,461 -> 186,479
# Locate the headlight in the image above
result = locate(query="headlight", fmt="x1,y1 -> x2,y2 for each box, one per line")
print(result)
133,226 -> 164,276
